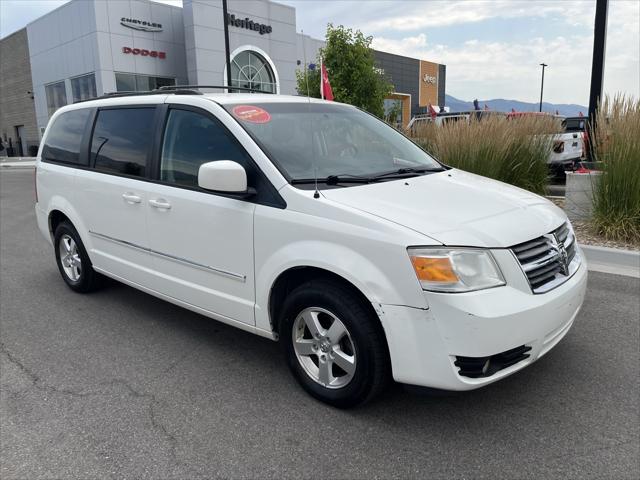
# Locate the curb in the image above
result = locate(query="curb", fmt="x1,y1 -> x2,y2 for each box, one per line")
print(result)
580,244 -> 640,278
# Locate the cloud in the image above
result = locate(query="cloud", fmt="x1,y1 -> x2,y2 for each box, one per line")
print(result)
371,1 -> 639,104
362,0 -> 594,32
2,0 -> 638,105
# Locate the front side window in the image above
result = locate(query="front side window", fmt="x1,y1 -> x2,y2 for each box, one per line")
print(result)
71,73 -> 97,102
91,108 -> 155,177
45,81 -> 68,117
225,102 -> 442,182
42,109 -> 91,165
161,109 -> 251,187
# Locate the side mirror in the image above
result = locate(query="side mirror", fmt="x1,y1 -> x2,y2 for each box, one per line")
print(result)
198,161 -> 248,193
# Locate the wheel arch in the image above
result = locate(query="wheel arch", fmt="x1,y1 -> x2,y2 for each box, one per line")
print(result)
49,209 -> 71,238
45,198 -> 91,253
268,266 -> 383,338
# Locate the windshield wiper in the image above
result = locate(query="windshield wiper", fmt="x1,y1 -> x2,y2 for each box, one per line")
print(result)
290,167 -> 445,186
372,167 -> 445,179
325,174 -> 372,185
291,175 -> 371,185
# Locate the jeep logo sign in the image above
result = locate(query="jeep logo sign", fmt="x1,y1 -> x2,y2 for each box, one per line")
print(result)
423,74 -> 437,85
121,17 -> 163,32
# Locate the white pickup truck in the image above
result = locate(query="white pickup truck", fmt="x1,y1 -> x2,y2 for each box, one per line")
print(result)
406,110 -> 504,134
548,117 -> 586,176
407,111 -> 585,178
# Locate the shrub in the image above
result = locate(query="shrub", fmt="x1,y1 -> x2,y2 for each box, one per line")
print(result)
296,24 -> 393,118
591,95 -> 640,243
411,115 -> 558,195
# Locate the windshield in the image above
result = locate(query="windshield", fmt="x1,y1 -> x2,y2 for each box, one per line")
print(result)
224,102 -> 441,182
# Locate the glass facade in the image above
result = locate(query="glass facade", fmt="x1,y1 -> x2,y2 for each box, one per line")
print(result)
71,73 -> 97,102
230,50 -> 276,93
383,99 -> 404,129
45,81 -> 68,116
115,73 -> 175,92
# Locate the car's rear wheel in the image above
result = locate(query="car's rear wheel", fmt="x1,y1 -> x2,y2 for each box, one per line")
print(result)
280,278 -> 389,408
54,221 -> 101,293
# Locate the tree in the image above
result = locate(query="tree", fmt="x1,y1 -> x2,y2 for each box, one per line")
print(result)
296,24 -> 393,118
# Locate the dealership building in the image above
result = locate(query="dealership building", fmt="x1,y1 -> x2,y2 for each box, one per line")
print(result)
0,0 -> 445,156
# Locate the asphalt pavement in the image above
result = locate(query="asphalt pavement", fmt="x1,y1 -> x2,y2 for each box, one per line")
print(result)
1,169 -> 639,479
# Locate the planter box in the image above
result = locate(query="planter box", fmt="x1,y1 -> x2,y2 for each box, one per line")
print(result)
565,171 -> 602,221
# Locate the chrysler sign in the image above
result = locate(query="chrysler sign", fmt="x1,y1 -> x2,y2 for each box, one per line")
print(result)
121,17 -> 163,32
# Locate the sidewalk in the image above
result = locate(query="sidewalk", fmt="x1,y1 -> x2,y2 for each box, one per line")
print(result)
0,157 -> 36,168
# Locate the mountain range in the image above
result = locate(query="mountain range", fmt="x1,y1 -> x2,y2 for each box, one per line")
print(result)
445,94 -> 587,117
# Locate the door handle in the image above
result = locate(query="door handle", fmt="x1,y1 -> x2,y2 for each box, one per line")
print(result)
149,198 -> 172,210
122,192 -> 142,204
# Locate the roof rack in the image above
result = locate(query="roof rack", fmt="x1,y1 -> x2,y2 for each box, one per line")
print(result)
74,84 -> 275,104
73,88 -> 201,103
158,84 -> 275,94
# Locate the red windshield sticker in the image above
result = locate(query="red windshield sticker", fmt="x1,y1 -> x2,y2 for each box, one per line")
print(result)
232,105 -> 271,124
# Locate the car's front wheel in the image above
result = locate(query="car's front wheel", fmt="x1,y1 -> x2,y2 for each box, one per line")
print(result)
280,278 -> 389,408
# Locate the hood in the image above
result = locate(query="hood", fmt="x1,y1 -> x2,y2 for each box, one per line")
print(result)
321,169 -> 565,248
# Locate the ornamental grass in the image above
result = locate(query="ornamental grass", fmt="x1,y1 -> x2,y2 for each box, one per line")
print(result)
591,95 -> 640,244
411,114 -> 558,195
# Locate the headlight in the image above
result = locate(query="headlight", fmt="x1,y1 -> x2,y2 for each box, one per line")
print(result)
408,247 -> 505,293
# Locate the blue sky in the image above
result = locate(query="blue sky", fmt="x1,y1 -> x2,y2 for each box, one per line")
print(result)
2,0 -> 638,105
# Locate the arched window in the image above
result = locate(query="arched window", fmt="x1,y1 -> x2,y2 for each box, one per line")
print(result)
230,50 -> 277,93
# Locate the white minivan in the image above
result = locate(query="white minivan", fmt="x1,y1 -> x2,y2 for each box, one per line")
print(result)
35,90 -> 587,407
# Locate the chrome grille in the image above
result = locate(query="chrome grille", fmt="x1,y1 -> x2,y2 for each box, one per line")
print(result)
511,222 -> 579,293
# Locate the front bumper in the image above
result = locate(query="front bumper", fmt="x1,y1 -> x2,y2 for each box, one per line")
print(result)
378,257 -> 588,390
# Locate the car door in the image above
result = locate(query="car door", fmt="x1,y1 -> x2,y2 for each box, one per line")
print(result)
74,106 -> 159,286
144,105 -> 258,326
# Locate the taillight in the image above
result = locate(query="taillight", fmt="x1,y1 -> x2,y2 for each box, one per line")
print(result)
34,166 -> 38,203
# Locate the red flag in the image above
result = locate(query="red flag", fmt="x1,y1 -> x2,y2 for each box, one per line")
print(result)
320,59 -> 334,101
428,104 -> 438,120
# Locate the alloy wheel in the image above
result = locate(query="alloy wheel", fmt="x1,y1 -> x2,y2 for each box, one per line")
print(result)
59,234 -> 82,282
292,307 -> 357,389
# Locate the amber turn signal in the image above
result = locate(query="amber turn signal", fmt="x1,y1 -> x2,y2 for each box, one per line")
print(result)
410,256 -> 459,283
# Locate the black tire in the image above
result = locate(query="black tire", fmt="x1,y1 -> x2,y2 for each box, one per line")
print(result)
280,278 -> 390,408
54,221 -> 101,293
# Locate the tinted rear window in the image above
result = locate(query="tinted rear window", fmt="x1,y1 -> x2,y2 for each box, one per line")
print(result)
91,108 -> 155,177
563,118 -> 586,132
42,109 -> 91,165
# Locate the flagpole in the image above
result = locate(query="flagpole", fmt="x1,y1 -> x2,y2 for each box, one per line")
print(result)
320,56 -> 324,100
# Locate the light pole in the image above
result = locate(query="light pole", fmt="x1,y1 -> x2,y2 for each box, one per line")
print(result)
222,0 -> 232,90
539,63 -> 548,112
588,0 -> 609,139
